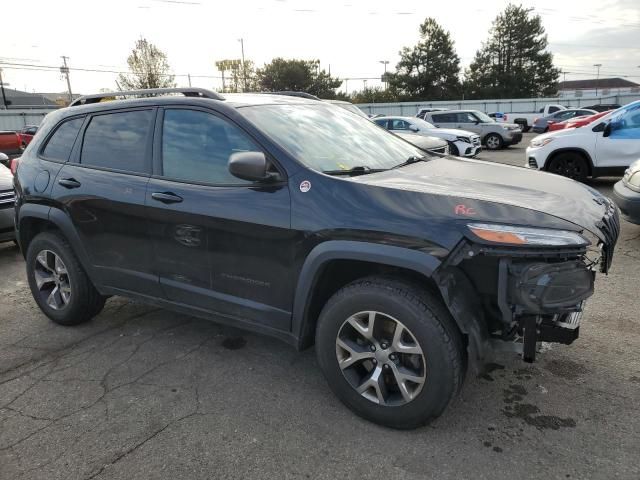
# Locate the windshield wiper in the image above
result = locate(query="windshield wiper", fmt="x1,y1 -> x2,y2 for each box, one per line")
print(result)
322,166 -> 387,176
391,155 -> 429,170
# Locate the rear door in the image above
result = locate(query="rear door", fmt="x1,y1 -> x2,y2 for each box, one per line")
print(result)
429,112 -> 457,129
49,107 -> 161,297
145,107 -> 293,331
595,102 -> 640,169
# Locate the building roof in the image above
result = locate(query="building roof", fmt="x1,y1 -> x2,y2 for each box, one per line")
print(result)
0,88 -> 58,107
558,77 -> 640,90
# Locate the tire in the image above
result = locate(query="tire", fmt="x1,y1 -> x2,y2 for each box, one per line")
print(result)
484,133 -> 503,150
547,153 -> 589,182
26,232 -> 106,326
516,121 -> 530,133
315,276 -> 464,429
447,141 -> 459,156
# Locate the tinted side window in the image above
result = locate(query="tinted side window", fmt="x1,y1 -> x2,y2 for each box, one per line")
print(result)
431,113 -> 455,123
390,119 -> 411,130
456,112 -> 477,123
548,106 -> 561,113
41,117 -> 85,161
162,109 -> 260,184
81,110 -> 153,173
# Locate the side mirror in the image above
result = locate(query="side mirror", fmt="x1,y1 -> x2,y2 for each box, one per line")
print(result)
228,151 -> 278,182
409,125 -> 419,132
603,122 -> 612,137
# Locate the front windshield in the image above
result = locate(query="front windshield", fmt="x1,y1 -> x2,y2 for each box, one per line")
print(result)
241,103 -> 426,172
473,111 -> 494,123
332,102 -> 370,119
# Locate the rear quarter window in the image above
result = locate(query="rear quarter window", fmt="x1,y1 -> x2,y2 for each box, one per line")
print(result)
80,110 -> 153,174
41,117 -> 85,162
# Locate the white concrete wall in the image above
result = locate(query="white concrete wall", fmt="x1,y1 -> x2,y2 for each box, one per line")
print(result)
355,93 -> 640,116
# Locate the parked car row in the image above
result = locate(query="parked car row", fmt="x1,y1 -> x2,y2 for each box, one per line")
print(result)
526,100 -> 640,183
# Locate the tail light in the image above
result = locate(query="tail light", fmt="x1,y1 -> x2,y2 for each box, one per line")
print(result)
504,114 -> 508,121
10,158 -> 20,175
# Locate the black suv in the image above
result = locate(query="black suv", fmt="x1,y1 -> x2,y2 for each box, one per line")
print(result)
14,88 -> 619,429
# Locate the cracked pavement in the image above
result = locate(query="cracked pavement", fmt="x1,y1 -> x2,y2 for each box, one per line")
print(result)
1,137 -> 639,479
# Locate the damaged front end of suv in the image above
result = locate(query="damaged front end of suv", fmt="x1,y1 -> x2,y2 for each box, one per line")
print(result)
435,199 -> 619,367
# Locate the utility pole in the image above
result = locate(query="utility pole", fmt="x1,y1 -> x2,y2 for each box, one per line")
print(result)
187,74 -> 192,87
593,63 -> 602,97
238,38 -> 247,91
0,68 -> 8,110
60,56 -> 73,104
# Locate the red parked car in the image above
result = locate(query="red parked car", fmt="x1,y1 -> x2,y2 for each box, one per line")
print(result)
18,125 -> 38,148
0,131 -> 22,156
548,110 -> 612,131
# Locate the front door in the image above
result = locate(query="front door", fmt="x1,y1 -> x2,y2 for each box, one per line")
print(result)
454,112 -> 482,134
50,108 -> 161,297
145,107 -> 293,331
595,103 -> 640,169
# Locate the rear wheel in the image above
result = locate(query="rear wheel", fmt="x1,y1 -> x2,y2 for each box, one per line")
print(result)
315,276 -> 464,429
547,153 -> 589,182
26,232 -> 106,326
484,133 -> 503,150
516,121 -> 530,133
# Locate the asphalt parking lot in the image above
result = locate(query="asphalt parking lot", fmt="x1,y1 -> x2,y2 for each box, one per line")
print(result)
1,132 -> 639,480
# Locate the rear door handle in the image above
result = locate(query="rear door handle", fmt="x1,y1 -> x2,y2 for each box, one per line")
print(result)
58,178 -> 81,189
151,192 -> 183,204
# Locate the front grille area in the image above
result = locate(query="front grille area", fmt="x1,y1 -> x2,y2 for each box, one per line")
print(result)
528,157 -> 538,169
0,189 -> 15,210
597,199 -> 620,273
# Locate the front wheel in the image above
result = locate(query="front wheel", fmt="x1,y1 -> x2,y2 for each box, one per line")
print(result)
315,276 -> 464,429
447,141 -> 459,156
547,153 -> 588,182
484,133 -> 504,150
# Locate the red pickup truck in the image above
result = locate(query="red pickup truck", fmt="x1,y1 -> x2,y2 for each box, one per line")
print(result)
0,131 -> 22,157
17,125 -> 38,147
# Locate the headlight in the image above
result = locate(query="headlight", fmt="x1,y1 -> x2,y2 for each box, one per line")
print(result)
456,136 -> 471,143
468,223 -> 589,246
628,171 -> 640,188
530,137 -> 554,148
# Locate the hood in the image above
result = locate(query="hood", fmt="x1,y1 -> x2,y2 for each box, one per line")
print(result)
423,127 -> 476,138
394,132 -> 447,149
350,156 -> 609,238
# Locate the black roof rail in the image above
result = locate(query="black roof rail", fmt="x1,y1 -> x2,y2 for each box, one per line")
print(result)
268,91 -> 321,101
69,87 -> 225,107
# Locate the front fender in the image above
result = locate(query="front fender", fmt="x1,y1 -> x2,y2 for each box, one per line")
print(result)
292,240 -> 441,349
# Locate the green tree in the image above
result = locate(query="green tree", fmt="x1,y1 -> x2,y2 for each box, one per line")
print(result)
349,87 -> 399,104
118,38 -> 175,90
388,18 -> 461,101
465,4 -> 560,99
257,58 -> 341,98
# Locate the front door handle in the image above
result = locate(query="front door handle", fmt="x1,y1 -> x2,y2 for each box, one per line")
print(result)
58,178 -> 81,189
151,192 -> 183,204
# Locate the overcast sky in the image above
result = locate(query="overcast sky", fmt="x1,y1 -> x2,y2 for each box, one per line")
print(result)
1,0 -> 639,95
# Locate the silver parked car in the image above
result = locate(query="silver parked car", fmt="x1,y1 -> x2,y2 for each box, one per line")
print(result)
374,116 -> 481,157
423,110 -> 523,150
0,154 -> 16,243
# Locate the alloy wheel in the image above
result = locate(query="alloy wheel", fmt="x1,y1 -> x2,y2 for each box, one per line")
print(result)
33,250 -> 72,310
335,311 -> 426,406
486,135 -> 500,149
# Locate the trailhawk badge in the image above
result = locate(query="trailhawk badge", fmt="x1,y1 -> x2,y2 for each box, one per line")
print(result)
299,180 -> 311,192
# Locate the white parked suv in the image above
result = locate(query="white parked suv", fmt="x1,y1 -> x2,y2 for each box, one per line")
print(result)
526,101 -> 640,181
374,116 -> 481,157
